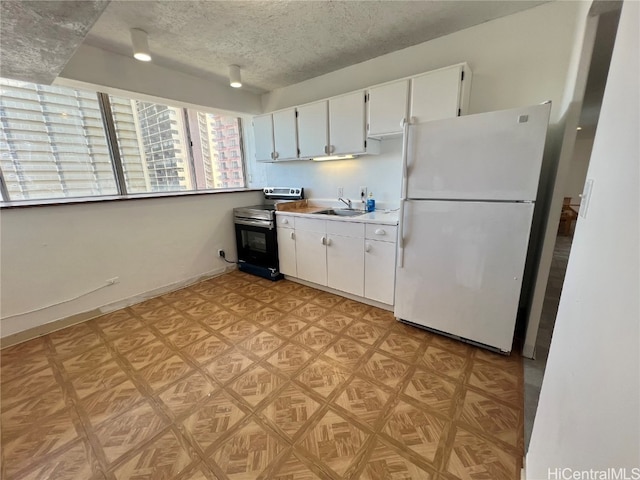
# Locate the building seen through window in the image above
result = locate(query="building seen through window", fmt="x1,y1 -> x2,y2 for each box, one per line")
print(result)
0,77 -> 246,202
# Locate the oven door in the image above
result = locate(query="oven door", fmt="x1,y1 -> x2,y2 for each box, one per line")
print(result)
234,220 -> 279,269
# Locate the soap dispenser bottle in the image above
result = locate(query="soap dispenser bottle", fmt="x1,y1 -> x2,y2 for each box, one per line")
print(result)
366,192 -> 375,212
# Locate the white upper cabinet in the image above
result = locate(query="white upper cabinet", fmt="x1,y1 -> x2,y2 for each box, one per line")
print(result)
367,80 -> 409,137
297,101 -> 329,158
254,109 -> 298,162
253,114 -> 274,162
410,65 -> 466,124
254,63 -> 471,160
272,108 -> 298,160
329,91 -> 366,155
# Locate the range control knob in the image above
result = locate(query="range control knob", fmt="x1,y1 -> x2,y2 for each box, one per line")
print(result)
290,189 -> 294,194
269,188 -> 274,193
263,188 -> 268,194
296,189 -> 300,194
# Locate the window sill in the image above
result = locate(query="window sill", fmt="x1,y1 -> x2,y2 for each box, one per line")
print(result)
0,188 -> 263,210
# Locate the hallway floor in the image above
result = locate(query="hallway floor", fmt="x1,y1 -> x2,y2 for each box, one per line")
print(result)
523,235 -> 573,448
1,270 -> 524,480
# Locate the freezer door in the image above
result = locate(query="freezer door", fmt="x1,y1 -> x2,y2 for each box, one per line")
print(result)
406,103 -> 551,201
394,200 -> 534,352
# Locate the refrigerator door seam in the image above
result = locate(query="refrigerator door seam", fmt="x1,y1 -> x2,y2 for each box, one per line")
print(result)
406,198 -> 536,203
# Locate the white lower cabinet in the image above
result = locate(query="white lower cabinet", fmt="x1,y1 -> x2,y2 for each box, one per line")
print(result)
364,224 -> 398,305
364,239 -> 396,305
277,226 -> 297,276
280,215 -> 397,306
326,220 -> 365,295
293,219 -> 327,286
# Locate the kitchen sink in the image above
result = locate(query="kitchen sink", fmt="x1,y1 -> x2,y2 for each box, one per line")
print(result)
314,209 -> 366,217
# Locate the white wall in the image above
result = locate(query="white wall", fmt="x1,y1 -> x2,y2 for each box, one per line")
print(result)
263,2 -> 583,120
564,134 -> 595,201
527,1 -> 639,475
58,45 -> 262,115
263,138 -> 403,208
522,0 -> 598,358
0,191 -> 262,337
256,1 -> 587,203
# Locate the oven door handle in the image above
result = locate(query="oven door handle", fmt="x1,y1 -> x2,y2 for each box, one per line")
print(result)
235,218 -> 274,229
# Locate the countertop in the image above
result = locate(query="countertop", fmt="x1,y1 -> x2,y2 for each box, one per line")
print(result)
275,205 -> 399,226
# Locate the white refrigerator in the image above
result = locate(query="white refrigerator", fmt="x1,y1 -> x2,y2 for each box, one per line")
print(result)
394,103 -> 551,353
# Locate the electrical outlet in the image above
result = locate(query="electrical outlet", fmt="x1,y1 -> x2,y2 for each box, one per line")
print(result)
218,249 -> 226,259
337,187 -> 344,198
359,186 -> 367,200
106,277 -> 119,286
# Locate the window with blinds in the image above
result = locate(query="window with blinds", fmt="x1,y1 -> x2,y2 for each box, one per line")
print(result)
0,79 -> 117,200
0,78 -> 247,203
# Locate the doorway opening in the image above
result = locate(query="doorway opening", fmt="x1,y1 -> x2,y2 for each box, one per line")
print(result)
523,2 -> 622,448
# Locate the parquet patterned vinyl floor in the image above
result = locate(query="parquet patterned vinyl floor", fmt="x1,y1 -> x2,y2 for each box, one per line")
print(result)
0,270 -> 524,480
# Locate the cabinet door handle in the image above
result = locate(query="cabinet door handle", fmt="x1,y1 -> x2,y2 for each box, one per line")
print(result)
273,151 -> 279,159
321,236 -> 326,245
282,218 -> 289,225
270,151 -> 274,159
365,243 -> 371,253
374,228 -> 386,235
290,231 -> 295,240
329,145 -> 335,153
326,238 -> 332,246
324,145 -> 328,154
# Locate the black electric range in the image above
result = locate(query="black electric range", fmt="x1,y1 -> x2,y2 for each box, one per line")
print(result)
232,187 -> 304,280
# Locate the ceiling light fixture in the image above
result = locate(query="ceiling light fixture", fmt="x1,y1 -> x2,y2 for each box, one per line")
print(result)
576,126 -> 583,130
229,65 -> 242,88
130,28 -> 152,62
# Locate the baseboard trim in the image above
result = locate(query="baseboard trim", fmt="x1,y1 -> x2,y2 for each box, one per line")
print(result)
284,276 -> 394,312
0,266 -> 234,349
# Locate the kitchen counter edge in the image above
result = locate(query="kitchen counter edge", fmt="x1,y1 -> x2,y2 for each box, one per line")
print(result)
275,209 -> 399,226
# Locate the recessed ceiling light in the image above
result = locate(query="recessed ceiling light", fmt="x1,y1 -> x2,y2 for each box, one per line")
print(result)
229,65 -> 242,88
131,28 -> 152,62
577,126 -> 582,130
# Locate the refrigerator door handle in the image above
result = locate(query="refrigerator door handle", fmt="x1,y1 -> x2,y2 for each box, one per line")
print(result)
400,118 -> 410,200
398,118 -> 411,269
398,199 -> 406,268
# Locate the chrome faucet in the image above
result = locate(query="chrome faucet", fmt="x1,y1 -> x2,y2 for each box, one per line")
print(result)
338,197 -> 352,209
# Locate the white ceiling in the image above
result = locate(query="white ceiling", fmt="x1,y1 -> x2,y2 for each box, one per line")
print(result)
0,0 -> 108,84
1,0 -> 618,131
82,0 -> 546,93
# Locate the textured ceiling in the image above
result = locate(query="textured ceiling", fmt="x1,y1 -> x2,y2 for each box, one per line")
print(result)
0,0 -> 110,84
82,0 -> 546,93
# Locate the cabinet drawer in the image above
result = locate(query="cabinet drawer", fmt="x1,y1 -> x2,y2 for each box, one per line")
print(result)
295,217 -> 326,233
326,220 -> 365,238
365,224 -> 397,242
276,215 -> 295,228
